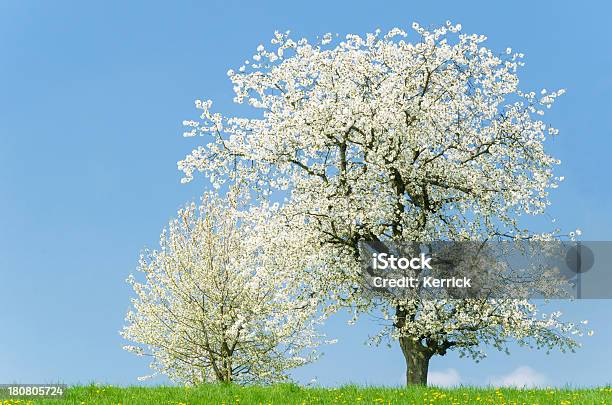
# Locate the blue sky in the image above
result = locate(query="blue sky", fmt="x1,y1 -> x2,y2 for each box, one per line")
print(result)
1,0 -> 611,387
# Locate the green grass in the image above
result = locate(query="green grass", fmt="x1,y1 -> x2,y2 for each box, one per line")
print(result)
1,384 -> 611,405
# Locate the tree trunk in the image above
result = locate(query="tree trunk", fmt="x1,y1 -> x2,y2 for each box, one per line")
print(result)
399,336 -> 432,386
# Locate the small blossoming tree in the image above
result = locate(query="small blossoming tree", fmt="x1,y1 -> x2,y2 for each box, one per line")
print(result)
178,22 -> 587,385
122,189 -> 322,384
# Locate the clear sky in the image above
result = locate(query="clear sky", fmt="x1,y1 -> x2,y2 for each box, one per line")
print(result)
1,0 -> 611,388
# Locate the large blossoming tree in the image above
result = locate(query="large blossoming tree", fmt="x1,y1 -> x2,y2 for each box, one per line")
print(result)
178,22 -> 586,385
122,189 -> 323,384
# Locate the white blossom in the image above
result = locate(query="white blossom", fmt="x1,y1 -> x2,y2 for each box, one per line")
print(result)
178,22 -> 586,385
122,187 -> 324,384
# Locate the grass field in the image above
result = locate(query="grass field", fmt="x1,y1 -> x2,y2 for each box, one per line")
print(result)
1,384 -> 611,405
